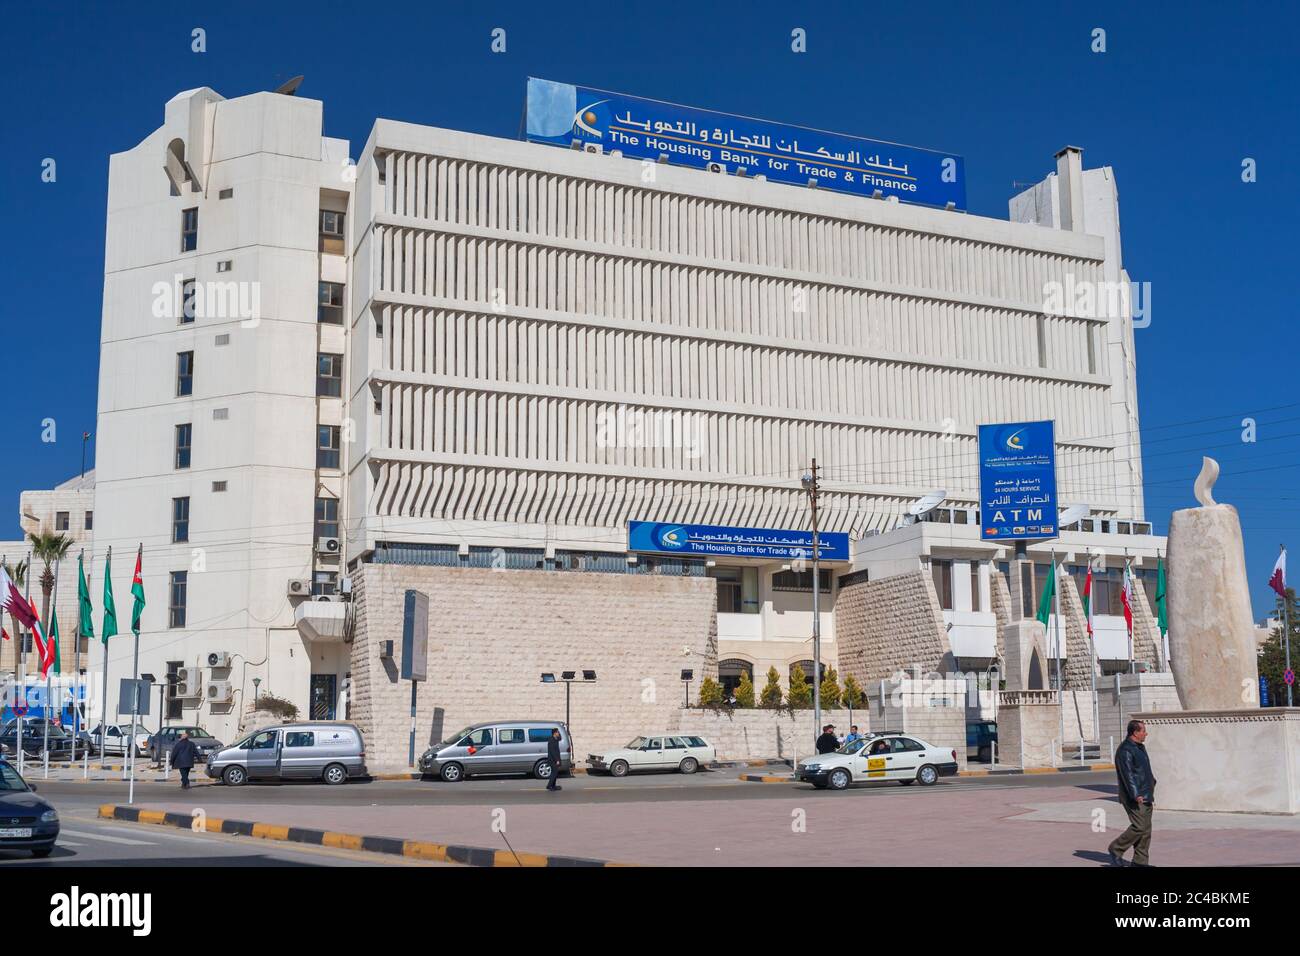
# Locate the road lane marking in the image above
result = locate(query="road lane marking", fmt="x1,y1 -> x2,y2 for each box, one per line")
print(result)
60,828 -> 157,846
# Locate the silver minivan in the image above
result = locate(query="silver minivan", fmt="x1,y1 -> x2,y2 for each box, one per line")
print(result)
419,720 -> 572,782
206,722 -> 367,786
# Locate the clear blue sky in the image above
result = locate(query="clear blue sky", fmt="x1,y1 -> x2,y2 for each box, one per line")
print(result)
0,0 -> 1295,617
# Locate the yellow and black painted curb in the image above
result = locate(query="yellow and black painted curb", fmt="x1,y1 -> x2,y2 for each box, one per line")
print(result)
97,804 -> 627,867
739,763 -> 1116,783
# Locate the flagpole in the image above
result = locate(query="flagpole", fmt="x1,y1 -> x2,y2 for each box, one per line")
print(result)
74,550 -> 83,762
1088,556 -> 1097,746
19,550 -> 31,777
1052,549 -> 1064,761
127,543 -> 142,806
1283,545 -> 1292,709
101,546 -> 111,780
44,556 -> 60,776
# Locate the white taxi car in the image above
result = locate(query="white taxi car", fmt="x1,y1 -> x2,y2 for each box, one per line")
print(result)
587,734 -> 715,777
795,733 -> 958,790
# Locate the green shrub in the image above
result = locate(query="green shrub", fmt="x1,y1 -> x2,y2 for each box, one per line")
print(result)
842,674 -> 867,709
820,666 -> 842,709
698,676 -> 723,708
733,670 -> 755,708
759,666 -> 784,709
787,666 -> 812,709
254,692 -> 299,720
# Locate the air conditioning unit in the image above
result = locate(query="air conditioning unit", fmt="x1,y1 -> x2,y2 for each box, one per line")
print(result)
206,680 -> 233,704
582,142 -> 603,155
706,161 -> 726,174
206,651 -> 232,669
314,593 -> 340,603
175,668 -> 198,697
315,537 -> 341,555
287,578 -> 311,596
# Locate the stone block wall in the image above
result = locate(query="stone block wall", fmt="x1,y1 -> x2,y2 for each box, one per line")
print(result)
348,564 -> 718,766
865,679 -> 968,771
996,694 -> 1062,768
666,707 -> 862,761
837,570 -> 953,685
1098,671 -> 1181,751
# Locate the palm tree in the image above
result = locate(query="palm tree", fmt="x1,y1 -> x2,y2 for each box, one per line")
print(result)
28,532 -> 72,661
1,558 -> 28,675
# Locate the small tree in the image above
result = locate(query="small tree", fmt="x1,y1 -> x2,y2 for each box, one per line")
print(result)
760,666 -> 784,709
1260,586 -> 1300,705
734,670 -> 755,708
698,676 -> 723,708
820,666 -> 842,709
787,666 -> 812,709
842,673 -> 867,709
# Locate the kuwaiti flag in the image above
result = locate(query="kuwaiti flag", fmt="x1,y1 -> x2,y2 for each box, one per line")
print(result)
0,565 -> 40,637
1269,548 -> 1287,598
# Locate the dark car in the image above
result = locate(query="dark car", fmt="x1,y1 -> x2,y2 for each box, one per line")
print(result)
0,719 -> 76,759
0,759 -> 59,857
149,726 -> 224,764
966,721 -> 998,762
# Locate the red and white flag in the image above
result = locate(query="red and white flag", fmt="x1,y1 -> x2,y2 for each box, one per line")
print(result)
0,566 -> 38,634
1120,562 -> 1135,635
1269,548 -> 1287,598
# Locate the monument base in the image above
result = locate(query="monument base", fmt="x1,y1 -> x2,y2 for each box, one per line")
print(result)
1137,708 -> 1300,814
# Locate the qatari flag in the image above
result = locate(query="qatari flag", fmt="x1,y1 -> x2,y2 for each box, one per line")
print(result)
1269,549 -> 1287,598
0,565 -> 39,631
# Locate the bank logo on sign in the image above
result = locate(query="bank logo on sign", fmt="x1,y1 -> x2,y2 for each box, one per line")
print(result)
573,100 -> 609,137
657,526 -> 688,550
1005,428 -> 1026,452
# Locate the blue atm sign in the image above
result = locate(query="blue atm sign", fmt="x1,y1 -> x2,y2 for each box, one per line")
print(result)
978,420 -> 1059,541
526,78 -> 966,210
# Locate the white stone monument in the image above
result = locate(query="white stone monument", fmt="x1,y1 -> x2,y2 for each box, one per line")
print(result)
1141,457 -> 1300,813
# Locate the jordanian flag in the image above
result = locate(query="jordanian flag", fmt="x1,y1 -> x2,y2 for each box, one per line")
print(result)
102,549 -> 117,644
130,546 -> 145,636
78,552 -> 94,643
1035,561 -> 1056,628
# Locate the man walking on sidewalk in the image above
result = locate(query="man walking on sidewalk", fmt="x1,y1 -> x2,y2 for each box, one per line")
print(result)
545,727 -> 562,792
1108,719 -> 1157,866
171,730 -> 198,790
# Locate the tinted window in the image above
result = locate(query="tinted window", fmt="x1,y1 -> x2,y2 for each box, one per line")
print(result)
527,727 -> 558,743
684,736 -> 708,748
459,728 -> 492,747
285,732 -> 314,748
251,731 -> 278,750
897,738 -> 926,752
665,737 -> 686,748
498,728 -> 526,744
646,738 -> 663,749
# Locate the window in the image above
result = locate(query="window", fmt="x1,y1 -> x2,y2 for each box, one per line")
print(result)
318,282 -> 344,324
527,727 -> 557,743
169,570 -> 187,628
708,566 -> 758,613
218,187 -> 233,199
181,207 -> 198,252
216,260 -> 232,273
312,570 -> 338,596
176,351 -> 194,396
215,333 -> 230,346
1036,314 -> 1047,368
317,425 -> 340,469
165,661 -> 183,719
320,210 -> 345,237
212,408 -> 228,421
931,559 -> 953,611
719,659 -> 753,697
212,481 -> 227,492
1086,325 -> 1097,374
970,561 -> 981,612
315,497 -> 339,540
458,728 -> 493,747
317,353 -> 343,397
665,737 -> 686,749
175,423 -> 192,469
1020,563 -> 1035,618
285,732 -> 315,748
771,569 -> 833,592
181,279 -> 196,323
498,728 -> 526,744
172,497 -> 190,543
55,512 -> 70,531
251,731 -> 278,750
684,736 -> 708,748
85,511 -> 93,531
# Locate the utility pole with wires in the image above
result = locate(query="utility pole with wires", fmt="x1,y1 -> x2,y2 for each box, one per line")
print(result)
801,460 -> 823,748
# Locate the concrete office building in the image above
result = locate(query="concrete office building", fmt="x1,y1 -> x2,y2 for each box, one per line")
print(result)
10,83 -> 1162,757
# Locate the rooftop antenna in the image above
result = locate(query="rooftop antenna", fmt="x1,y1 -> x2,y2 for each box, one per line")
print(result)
274,75 -> 304,96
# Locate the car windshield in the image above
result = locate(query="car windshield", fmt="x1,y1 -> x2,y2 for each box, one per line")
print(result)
0,763 -> 29,792
440,726 -> 475,746
624,737 -> 647,750
836,738 -> 868,755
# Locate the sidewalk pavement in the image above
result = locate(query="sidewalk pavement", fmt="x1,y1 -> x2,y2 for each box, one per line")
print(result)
108,777 -> 1300,867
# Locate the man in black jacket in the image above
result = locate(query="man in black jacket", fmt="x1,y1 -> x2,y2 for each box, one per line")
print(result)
815,725 -> 840,755
171,731 -> 199,790
545,728 -> 563,791
1109,720 -> 1157,866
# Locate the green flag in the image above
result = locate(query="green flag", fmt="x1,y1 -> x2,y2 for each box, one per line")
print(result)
1155,556 -> 1168,637
130,546 -> 145,636
102,550 -> 117,644
1035,561 -> 1056,628
77,552 -> 94,642
48,608 -> 61,676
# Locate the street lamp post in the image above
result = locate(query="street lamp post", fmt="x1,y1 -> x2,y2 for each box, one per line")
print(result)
802,460 -> 822,748
252,677 -> 261,711
541,671 -> 596,730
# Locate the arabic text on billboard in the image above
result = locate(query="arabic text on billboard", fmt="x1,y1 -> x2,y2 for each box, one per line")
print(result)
526,78 -> 965,210
628,521 -> 849,561
978,420 -> 1059,541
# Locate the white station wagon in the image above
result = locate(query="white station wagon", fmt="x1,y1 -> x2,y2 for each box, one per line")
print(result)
588,735 -> 715,777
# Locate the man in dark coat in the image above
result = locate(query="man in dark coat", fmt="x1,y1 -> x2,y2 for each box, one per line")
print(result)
815,724 -> 840,755
545,728 -> 562,791
171,731 -> 199,790
1109,719 -> 1157,866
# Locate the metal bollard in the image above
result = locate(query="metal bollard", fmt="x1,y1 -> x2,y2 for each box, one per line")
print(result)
164,748 -> 170,781
43,750 -> 49,779
82,746 -> 89,779
1079,740 -> 1084,763
990,739 -> 996,768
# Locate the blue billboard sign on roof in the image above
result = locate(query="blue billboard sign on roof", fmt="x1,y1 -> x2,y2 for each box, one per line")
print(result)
526,78 -> 966,210
978,420 -> 1059,541
629,521 -> 849,562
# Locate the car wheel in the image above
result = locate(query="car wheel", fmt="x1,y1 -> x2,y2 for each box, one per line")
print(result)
828,768 -> 852,791
679,757 -> 699,775
31,846 -> 52,858
440,762 -> 464,783
533,759 -> 554,780
223,765 -> 247,786
323,763 -> 348,785
917,764 -> 939,786
610,759 -> 629,778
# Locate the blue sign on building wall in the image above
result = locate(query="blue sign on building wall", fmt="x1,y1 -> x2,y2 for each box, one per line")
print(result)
978,420 -> 1059,541
628,521 -> 849,562
526,78 -> 966,210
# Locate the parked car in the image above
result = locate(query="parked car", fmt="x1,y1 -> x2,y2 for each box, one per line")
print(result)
0,719 -> 75,758
0,758 -> 59,857
587,734 -> 715,777
794,733 -> 959,790
86,722 -> 152,758
966,721 -> 997,762
207,722 -> 366,786
149,726 -> 224,764
419,721 -> 572,782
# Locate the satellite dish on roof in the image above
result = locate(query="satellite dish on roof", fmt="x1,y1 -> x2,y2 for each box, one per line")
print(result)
1059,504 -> 1090,528
274,75 -> 304,96
908,490 -> 947,517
